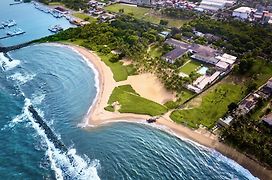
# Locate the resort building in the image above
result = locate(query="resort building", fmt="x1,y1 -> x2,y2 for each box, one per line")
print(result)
162,47 -> 188,64
197,0 -> 236,12
232,7 -> 256,20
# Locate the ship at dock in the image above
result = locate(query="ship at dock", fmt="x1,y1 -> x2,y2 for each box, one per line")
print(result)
2,19 -> 16,27
6,28 -> 25,36
48,25 -> 63,33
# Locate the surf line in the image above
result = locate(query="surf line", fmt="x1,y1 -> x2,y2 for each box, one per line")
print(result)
27,105 -> 88,178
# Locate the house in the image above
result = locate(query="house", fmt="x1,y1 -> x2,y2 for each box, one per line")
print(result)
191,54 -> 219,65
232,7 -> 255,19
237,93 -> 260,115
260,80 -> 272,97
165,38 -> 190,49
162,47 -> 187,63
159,31 -> 170,39
218,116 -> 234,127
190,71 -> 221,92
215,61 -> 229,70
262,113 -> 272,126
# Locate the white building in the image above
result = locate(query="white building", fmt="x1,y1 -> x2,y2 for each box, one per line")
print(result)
198,0 -> 235,12
232,7 -> 256,19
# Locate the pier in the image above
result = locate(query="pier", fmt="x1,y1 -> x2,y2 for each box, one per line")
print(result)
0,31 -> 26,40
9,2 -> 23,6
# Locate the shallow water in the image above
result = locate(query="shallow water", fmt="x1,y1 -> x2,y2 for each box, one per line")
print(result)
0,44 -> 258,179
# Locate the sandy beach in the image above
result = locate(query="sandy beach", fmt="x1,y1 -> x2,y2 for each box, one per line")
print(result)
65,44 -> 272,180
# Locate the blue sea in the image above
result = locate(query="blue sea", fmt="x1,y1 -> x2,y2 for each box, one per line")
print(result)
0,0 -> 259,179
0,44 -> 259,179
0,0 -> 74,47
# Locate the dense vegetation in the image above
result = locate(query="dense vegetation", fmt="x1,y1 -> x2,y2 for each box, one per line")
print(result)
221,116 -> 272,167
38,16 -> 162,62
181,18 -> 272,59
39,0 -> 88,10
106,85 -> 168,116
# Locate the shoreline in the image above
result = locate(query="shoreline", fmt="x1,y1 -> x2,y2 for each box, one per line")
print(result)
60,43 -> 272,180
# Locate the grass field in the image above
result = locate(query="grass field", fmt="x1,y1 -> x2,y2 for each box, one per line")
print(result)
149,45 -> 163,58
170,83 -> 246,128
106,85 -> 168,116
63,39 -> 135,82
105,4 -> 188,28
48,2 -> 64,6
179,60 -> 201,75
72,13 -> 97,22
99,54 -> 137,81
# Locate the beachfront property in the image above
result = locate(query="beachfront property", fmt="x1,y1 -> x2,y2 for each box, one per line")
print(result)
162,38 -> 237,93
236,79 -> 272,115
196,0 -> 236,12
218,116 -> 234,127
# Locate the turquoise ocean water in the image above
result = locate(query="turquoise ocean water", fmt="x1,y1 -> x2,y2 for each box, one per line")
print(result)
0,0 -> 259,179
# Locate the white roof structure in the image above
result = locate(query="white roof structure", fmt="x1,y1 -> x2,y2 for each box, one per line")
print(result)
216,53 -> 237,65
209,71 -> 221,83
233,7 -> 254,13
218,116 -> 234,127
216,61 -> 230,70
222,53 -> 237,60
198,0 -> 232,11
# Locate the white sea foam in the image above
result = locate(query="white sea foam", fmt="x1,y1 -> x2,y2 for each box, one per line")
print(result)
0,52 -> 20,71
8,72 -> 36,85
31,93 -> 45,105
22,98 -> 100,180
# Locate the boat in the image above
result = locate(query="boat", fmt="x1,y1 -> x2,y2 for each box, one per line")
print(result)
7,20 -> 16,27
48,25 -> 63,33
146,118 -> 157,123
0,25 -> 4,29
6,28 -> 25,36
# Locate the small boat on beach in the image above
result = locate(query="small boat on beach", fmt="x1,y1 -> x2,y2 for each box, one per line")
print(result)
146,117 -> 157,123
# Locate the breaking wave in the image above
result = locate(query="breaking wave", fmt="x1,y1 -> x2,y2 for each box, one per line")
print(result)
0,52 -> 20,71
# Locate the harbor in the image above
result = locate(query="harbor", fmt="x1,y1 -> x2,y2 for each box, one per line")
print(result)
0,19 -> 25,40
33,2 -> 64,19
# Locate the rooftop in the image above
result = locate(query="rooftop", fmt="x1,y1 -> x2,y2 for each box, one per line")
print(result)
262,113 -> 272,126
163,47 -> 188,61
233,7 -> 255,13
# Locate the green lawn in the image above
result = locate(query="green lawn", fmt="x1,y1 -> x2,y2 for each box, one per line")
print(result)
105,4 -> 150,19
149,45 -> 163,58
48,2 -> 65,6
99,54 -> 135,81
179,60 -> 201,75
106,85 -> 168,116
72,13 -> 97,22
105,4 -> 187,28
63,39 -> 134,82
170,83 -> 246,128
